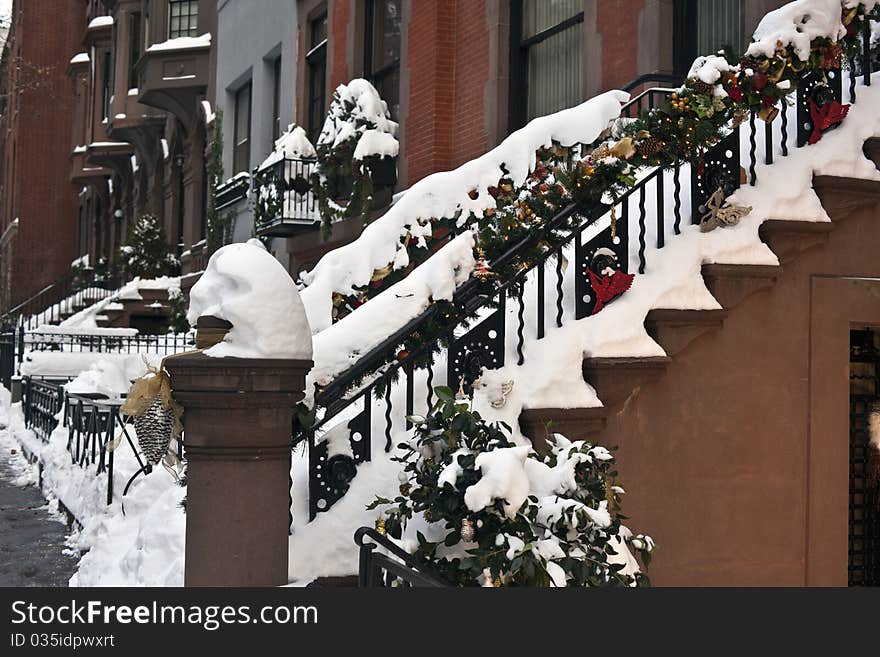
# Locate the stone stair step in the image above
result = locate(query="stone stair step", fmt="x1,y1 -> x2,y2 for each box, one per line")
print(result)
759,220 -> 834,264
863,137 -> 880,171
581,357 -> 670,409
644,309 -> 727,357
813,175 -> 880,222
701,263 -> 780,309
520,407 -> 607,453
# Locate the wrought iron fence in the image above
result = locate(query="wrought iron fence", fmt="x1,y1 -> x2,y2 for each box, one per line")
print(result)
253,156 -> 320,236
24,330 -> 195,356
294,16 -> 879,522
0,265 -> 128,331
21,376 -> 176,507
354,527 -> 446,587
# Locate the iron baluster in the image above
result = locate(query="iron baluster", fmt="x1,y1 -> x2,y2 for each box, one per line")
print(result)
765,118 -> 773,165
781,103 -> 789,156
516,284 -> 526,366
638,185 -> 647,274
384,382 -> 393,452
655,170 -> 665,249
555,251 -> 564,328
425,362 -> 434,410
865,19 -> 872,86
749,110 -> 757,185
673,161 -> 682,235
405,362 -> 414,430
537,261 -> 545,339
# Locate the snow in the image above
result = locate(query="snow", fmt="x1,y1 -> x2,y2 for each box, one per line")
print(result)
353,129 -> 399,161
307,231 -> 475,392
69,52 -> 89,65
201,100 -> 215,126
300,90 -> 629,333
87,16 -> 113,29
688,55 -> 737,85
317,78 -> 398,150
748,1 -> 880,61
146,34 -> 212,53
258,124 -> 316,171
20,352 -> 162,381
187,239 -> 313,360
463,446 -> 531,519
0,382 -> 185,587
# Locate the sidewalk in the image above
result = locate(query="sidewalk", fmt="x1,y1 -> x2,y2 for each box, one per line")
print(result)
0,396 -> 76,587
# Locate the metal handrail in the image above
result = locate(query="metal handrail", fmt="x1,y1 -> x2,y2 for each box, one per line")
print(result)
354,527 -> 446,587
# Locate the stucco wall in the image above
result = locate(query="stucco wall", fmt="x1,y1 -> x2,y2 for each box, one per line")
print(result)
216,0 -> 298,247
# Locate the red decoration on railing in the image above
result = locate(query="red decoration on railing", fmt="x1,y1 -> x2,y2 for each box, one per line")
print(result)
808,99 -> 850,145
588,270 -> 636,315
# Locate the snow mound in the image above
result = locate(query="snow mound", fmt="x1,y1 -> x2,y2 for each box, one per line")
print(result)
259,124 -> 316,171
300,90 -> 629,333
187,239 -> 313,360
317,78 -> 398,150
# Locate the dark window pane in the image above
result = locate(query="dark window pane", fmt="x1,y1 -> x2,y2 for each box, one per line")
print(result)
371,0 -> 401,71
168,0 -> 199,39
696,0 -> 743,56
233,82 -> 252,173
526,23 -> 583,121
522,0 -> 582,39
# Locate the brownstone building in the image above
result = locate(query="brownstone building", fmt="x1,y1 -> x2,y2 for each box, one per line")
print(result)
0,0 -> 83,311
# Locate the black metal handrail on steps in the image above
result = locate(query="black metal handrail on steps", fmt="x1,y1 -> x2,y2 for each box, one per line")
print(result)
354,527 -> 446,587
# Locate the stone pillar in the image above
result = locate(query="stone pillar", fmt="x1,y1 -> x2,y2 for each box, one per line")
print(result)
165,353 -> 312,587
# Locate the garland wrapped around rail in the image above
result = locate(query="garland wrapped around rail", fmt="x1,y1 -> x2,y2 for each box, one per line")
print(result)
323,2 -> 878,328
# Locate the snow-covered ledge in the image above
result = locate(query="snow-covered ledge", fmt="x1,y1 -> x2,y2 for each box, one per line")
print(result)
165,239 -> 313,586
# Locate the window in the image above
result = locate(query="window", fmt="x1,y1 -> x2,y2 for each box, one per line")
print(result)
168,0 -> 199,39
271,56 -> 282,147
307,13 -> 327,144
101,49 -> 112,120
510,0 -> 584,130
233,81 -> 252,174
129,12 -> 142,90
364,0 -> 401,120
674,0 -> 743,75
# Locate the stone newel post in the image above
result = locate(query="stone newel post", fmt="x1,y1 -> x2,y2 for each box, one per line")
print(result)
165,321 -> 312,587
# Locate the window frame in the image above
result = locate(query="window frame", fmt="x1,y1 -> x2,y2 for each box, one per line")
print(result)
233,80 -> 253,175
508,0 -> 585,132
364,0 -> 401,120
306,12 -> 328,145
129,11 -> 142,90
168,0 -> 199,40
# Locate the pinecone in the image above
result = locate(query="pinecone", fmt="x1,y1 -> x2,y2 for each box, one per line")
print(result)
133,395 -> 175,465
637,137 -> 665,159
691,80 -> 715,96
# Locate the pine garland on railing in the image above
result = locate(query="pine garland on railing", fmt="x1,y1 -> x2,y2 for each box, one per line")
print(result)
323,2 -> 878,326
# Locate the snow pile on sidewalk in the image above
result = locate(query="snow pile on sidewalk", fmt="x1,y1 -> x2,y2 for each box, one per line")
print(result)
1,364 -> 185,587
188,239 -> 313,359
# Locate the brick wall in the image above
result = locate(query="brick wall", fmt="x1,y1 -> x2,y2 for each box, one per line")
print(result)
597,0 -> 645,90
330,0 -> 351,91
1,0 -> 82,309
404,0 -> 491,187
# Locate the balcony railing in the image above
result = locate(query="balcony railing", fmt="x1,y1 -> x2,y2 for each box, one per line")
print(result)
253,156 -> 320,237
215,173 -> 250,212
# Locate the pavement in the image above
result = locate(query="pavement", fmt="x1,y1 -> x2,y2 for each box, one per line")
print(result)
0,423 -> 77,587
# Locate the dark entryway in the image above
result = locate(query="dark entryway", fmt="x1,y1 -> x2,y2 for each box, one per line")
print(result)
848,328 -> 880,586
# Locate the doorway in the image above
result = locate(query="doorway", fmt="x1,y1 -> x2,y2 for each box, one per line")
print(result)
849,327 -> 880,586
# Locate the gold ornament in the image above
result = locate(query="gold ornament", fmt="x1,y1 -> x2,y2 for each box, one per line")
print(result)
700,188 -> 752,233
489,380 -> 515,409
371,263 -> 393,282
461,518 -> 476,542
375,517 -> 386,536
609,137 -> 636,161
758,104 -> 779,123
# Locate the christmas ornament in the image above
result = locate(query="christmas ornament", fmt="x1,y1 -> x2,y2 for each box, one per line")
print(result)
121,364 -> 182,474
370,263 -> 393,282
588,269 -> 635,315
758,103 -> 779,123
375,516 -> 387,536
609,137 -> 636,161
472,251 -> 494,282
489,380 -> 515,409
699,188 -> 752,233
396,349 -> 410,362
636,136 -> 665,159
461,518 -> 476,542
807,98 -> 850,145
690,80 -> 715,96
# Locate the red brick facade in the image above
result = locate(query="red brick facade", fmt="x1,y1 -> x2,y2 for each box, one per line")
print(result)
0,0 -> 82,311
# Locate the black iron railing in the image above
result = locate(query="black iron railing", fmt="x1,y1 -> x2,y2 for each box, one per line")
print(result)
215,174 -> 250,212
0,265 -> 128,332
21,377 -> 174,507
23,331 -> 195,356
295,15 -> 879,523
253,156 -> 320,237
355,527 -> 446,587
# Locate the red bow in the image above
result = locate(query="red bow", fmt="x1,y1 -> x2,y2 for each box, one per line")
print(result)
808,99 -> 850,145
588,269 -> 635,315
